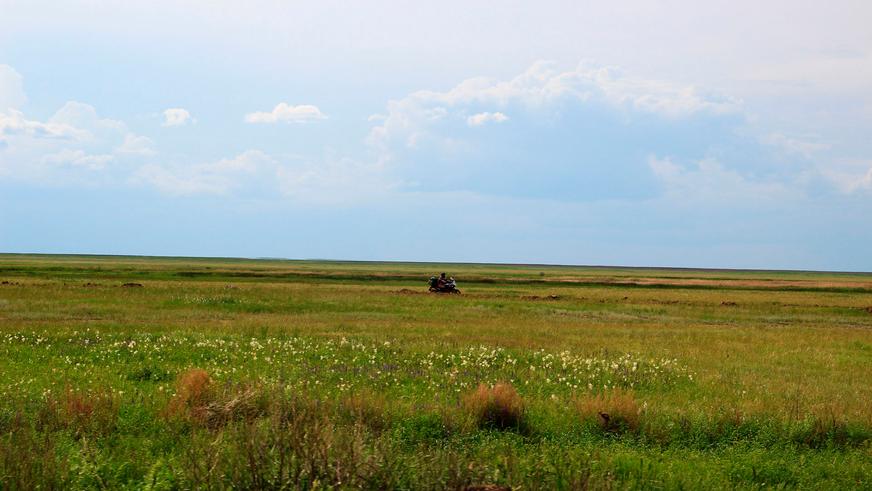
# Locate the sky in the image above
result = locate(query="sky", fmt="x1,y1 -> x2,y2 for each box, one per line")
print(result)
1,1 -> 871,270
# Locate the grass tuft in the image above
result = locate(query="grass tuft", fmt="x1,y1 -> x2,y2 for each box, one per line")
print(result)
338,389 -> 389,433
165,368 -> 215,424
575,388 -> 642,434
463,382 -> 526,431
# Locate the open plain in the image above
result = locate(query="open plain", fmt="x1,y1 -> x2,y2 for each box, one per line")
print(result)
1,254 -> 871,489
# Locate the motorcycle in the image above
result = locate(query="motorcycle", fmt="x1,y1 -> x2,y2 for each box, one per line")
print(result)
429,284 -> 461,294
428,277 -> 461,294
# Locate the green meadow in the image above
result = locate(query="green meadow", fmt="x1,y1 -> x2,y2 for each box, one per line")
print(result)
1,254 -> 871,489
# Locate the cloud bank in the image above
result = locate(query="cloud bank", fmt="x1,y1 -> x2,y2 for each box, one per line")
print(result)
162,108 -> 193,127
244,103 -> 326,124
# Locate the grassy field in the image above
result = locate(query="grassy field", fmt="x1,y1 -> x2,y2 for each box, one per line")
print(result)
1,254 -> 871,489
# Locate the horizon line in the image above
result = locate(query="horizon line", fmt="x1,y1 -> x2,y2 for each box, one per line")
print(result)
1,251 -> 870,276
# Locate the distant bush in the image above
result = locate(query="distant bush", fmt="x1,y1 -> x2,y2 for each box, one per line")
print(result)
464,382 -> 526,431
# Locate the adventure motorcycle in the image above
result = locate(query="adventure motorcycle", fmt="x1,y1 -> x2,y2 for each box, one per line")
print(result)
428,277 -> 461,294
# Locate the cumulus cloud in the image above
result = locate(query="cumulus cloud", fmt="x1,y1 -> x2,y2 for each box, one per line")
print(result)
50,101 -> 126,135
244,103 -> 326,124
762,133 -> 830,159
0,65 -> 27,111
276,154 -> 400,205
42,149 -> 114,170
133,147 -> 400,205
648,155 -> 795,205
363,61 -> 753,201
135,150 -> 277,196
115,133 -> 156,156
0,109 -> 84,140
1,96 -> 155,181
815,159 -> 872,194
358,60 -> 872,205
467,111 -> 508,127
162,108 -> 193,127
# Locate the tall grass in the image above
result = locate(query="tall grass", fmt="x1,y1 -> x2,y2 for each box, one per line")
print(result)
1,255 -> 871,488
463,382 -> 526,431
575,388 -> 642,435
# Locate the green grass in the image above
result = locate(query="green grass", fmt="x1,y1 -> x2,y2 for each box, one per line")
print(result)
1,254 -> 871,489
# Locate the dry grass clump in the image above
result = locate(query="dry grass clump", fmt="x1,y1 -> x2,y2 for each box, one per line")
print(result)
463,382 -> 526,431
165,369 -> 266,428
37,389 -> 119,437
166,369 -> 215,422
575,388 -> 642,434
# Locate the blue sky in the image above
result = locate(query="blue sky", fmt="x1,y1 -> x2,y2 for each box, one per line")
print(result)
1,1 -> 871,270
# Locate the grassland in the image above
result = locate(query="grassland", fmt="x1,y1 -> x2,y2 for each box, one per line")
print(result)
1,254 -> 871,489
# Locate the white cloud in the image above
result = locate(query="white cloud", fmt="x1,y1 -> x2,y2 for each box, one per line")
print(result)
648,155 -> 795,205
0,65 -> 26,111
0,109 -> 84,140
367,61 -> 742,161
50,101 -> 126,135
0,95 -> 156,181
816,159 -> 872,194
42,149 -> 114,170
162,108 -> 193,127
244,103 -> 326,124
358,61 -> 758,203
115,133 -> 156,156
762,133 -> 831,159
135,150 -> 276,195
134,148 -> 399,204
467,111 -> 508,127
275,155 -> 399,205
135,164 -> 229,196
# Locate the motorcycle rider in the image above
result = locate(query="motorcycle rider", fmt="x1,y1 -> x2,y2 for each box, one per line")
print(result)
437,272 -> 447,289
446,276 -> 457,289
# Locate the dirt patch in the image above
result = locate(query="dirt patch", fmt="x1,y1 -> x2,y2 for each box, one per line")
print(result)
721,301 -> 738,307
0,280 -> 20,286
650,299 -> 681,305
121,282 -> 143,288
521,294 -> 562,301
83,282 -> 101,288
395,288 -> 426,295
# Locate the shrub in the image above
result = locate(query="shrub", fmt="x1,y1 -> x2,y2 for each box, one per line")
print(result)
463,382 -> 526,431
575,388 -> 642,434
